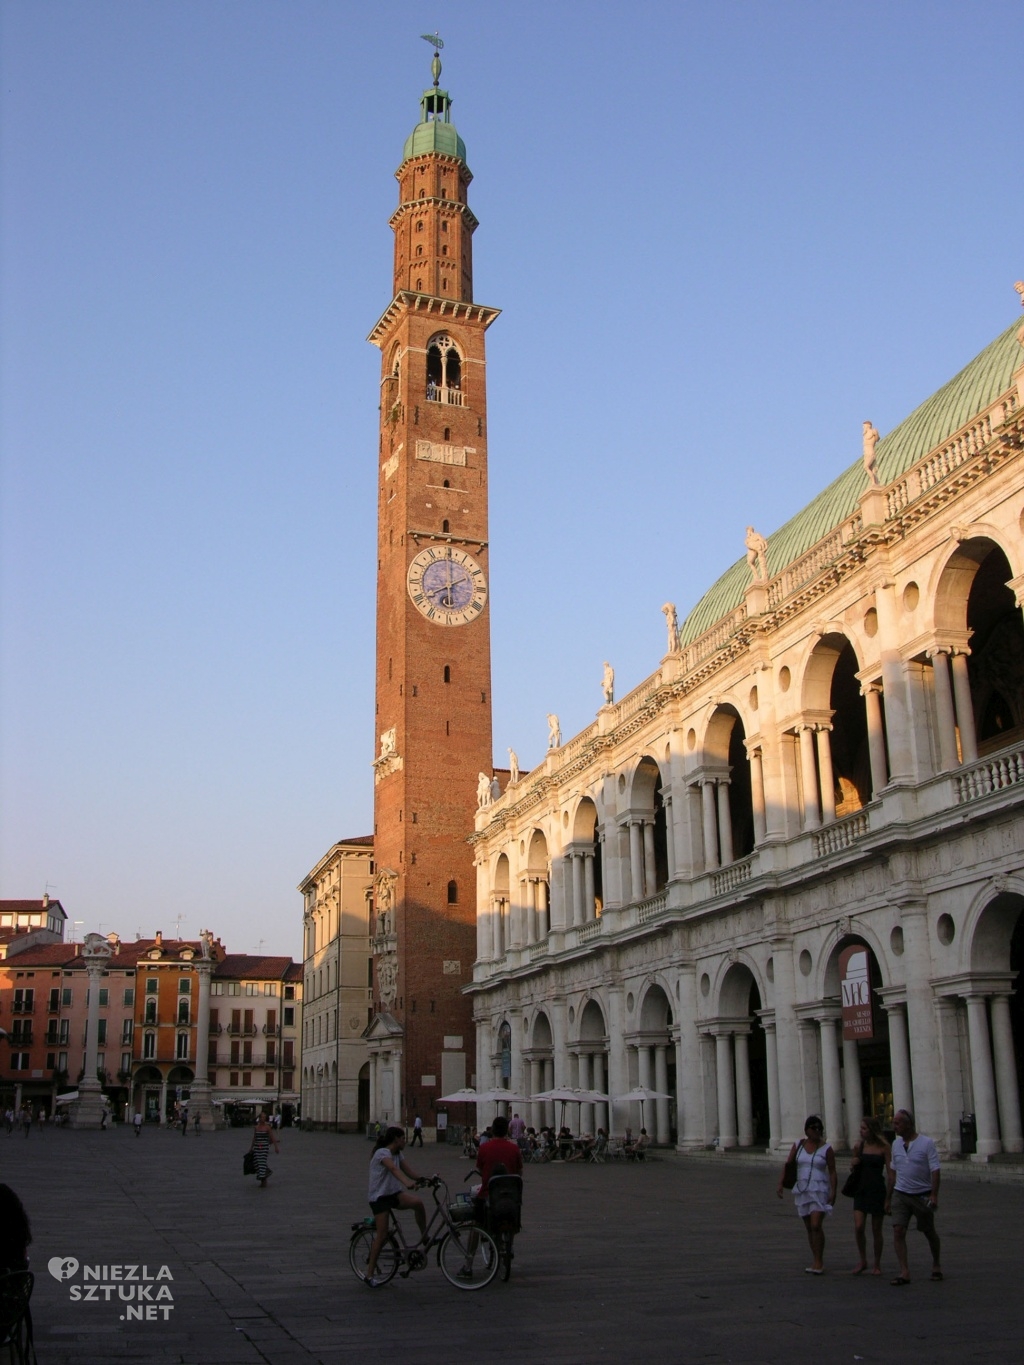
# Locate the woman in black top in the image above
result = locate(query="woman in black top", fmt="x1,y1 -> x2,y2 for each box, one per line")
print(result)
849,1116 -> 892,1275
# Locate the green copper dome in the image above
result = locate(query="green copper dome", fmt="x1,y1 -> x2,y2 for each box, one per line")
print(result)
401,74 -> 467,167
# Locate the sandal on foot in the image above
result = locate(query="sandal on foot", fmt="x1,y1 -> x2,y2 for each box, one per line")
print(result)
930,1270 -> 943,1281
851,1264 -> 867,1275
890,1276 -> 911,1286
804,1267 -> 824,1275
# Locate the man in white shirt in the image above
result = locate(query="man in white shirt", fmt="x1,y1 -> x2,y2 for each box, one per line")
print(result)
885,1108 -> 942,1285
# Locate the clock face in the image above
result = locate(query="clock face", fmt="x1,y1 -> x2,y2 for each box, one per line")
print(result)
407,545 -> 487,626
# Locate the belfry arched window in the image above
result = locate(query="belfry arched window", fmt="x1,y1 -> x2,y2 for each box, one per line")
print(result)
425,334 -> 464,406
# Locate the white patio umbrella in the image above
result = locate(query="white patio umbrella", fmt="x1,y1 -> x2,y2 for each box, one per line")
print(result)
532,1086 -> 610,1130
613,1085 -> 673,1131
437,1087 -> 530,1105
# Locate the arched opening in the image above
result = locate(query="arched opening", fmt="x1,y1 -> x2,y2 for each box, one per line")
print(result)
526,829 -> 550,938
967,891 -> 1024,1150
569,797 -> 602,921
530,1011 -> 554,1128
425,334 -> 463,403
716,964 -> 767,1147
492,853 -> 510,958
823,937 -> 890,1136
446,879 -> 458,905
635,984 -> 676,1144
443,665 -> 451,683
966,546 -> 1024,752
629,758 -> 668,896
358,1061 -> 370,1129
577,999 -> 609,1134
804,633 -> 873,816
704,706 -> 755,861
497,1020 -> 512,1093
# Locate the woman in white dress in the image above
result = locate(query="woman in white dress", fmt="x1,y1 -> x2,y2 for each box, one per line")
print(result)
777,1115 -> 837,1274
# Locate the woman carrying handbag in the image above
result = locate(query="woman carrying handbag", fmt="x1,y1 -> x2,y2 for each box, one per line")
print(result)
845,1116 -> 892,1275
777,1115 -> 837,1274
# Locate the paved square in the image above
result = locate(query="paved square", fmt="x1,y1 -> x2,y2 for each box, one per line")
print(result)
5,1126 -> 1020,1363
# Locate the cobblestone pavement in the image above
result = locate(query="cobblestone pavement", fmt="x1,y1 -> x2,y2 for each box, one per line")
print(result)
3,1126 -> 1020,1364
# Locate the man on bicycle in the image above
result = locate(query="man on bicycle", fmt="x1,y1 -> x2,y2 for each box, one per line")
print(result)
364,1125 -> 428,1287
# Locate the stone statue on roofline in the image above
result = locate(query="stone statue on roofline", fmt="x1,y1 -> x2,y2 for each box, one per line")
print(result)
477,771 -> 493,809
744,526 -> 769,584
507,748 -> 519,784
547,713 -> 561,749
662,602 -> 680,653
601,662 -> 615,705
862,420 -> 881,487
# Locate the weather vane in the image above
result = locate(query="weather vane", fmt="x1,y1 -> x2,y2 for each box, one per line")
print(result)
420,31 -> 444,87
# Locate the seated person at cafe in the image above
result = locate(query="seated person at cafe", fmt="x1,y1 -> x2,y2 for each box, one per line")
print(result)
633,1128 -> 650,1160
473,1116 -> 523,1218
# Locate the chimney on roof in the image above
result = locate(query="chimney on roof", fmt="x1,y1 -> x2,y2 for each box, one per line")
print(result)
155,930 -> 163,947
42,893 -> 49,909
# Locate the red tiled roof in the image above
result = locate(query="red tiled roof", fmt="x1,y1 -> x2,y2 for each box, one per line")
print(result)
283,962 -> 303,982
214,955 -> 296,981
0,943 -> 80,968
338,834 -> 374,847
0,898 -> 66,918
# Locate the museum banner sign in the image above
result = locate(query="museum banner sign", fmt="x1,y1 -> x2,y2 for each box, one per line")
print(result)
839,945 -> 874,1040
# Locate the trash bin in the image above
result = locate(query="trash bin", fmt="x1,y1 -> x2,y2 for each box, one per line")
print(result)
959,1112 -> 977,1156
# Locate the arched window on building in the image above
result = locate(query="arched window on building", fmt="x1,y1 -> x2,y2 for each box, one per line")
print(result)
447,880 -> 458,904
425,334 -> 464,406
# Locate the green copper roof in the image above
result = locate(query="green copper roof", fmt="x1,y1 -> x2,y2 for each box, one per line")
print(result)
680,317 -> 1024,646
401,87 -> 467,166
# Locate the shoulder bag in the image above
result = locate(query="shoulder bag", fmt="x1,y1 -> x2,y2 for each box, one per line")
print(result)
781,1140 -> 802,1190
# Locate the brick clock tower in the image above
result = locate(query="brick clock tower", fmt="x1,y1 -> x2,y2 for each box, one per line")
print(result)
365,45 -> 498,1130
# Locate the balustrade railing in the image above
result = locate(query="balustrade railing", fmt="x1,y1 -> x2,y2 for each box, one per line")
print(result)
710,855 -> 754,896
636,891 -> 668,923
813,810 -> 869,857
578,919 -> 603,942
425,386 -> 465,407
955,745 -> 1024,803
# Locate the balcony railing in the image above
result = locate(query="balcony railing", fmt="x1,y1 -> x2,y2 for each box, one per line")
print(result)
12,1003 -> 35,1015
955,744 -> 1024,804
425,384 -> 464,406
710,855 -> 755,896
813,811 -> 870,857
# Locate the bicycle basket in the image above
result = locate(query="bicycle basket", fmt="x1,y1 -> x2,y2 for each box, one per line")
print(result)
449,1193 -> 477,1224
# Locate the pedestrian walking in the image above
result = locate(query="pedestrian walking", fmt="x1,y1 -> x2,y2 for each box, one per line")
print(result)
248,1110 -> 280,1189
777,1115 -> 836,1274
886,1108 -> 942,1286
847,1116 -> 891,1275
180,1107 -> 188,1138
411,1114 -> 424,1146
21,1107 -> 31,1139
193,1112 -> 201,1136
133,1111 -> 143,1137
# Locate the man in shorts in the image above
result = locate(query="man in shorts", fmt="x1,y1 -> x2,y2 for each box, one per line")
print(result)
885,1108 -> 942,1285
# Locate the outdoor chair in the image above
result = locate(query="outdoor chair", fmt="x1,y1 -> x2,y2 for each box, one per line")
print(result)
0,1270 -> 36,1365
590,1134 -> 608,1163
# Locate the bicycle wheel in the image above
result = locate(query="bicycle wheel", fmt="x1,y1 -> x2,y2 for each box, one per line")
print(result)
498,1230 -> 514,1282
438,1224 -> 499,1290
348,1227 -> 399,1284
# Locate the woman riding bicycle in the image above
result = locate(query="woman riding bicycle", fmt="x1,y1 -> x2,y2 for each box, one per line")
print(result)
364,1125 -> 427,1288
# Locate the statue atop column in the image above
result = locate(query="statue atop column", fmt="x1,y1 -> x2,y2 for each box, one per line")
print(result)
507,748 -> 519,784
661,602 -> 680,654
477,771 -> 493,808
601,662 -> 615,705
547,713 -> 561,749
862,420 -> 881,487
744,526 -> 769,583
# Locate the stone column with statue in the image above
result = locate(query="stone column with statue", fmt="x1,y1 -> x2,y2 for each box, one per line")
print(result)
72,933 -> 114,1128
188,930 -> 219,1129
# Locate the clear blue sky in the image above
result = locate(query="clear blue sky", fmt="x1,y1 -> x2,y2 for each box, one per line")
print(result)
2,1 -> 1021,955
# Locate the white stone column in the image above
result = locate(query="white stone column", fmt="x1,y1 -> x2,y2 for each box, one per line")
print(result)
158,1077 -> 168,1127
663,796 -> 676,880
537,879 -> 549,938
491,898 -> 502,958
368,1053 -> 377,1121
771,936 -> 803,1148
818,1015 -> 844,1149
899,902 -> 943,1138
525,879 -> 536,945
543,1057 -> 555,1127
842,1036 -> 862,1147
578,1052 -> 594,1135
676,966 -> 704,1149
654,1044 -> 670,1144
628,821 -> 645,901
950,651 -> 978,764
530,1058 -> 543,1130
700,781 -> 719,870
884,1004 -> 913,1115
583,853 -> 596,921
798,726 -> 821,830
606,985 -> 628,1138
929,650 -> 959,771
190,957 -> 217,1129
714,1031 -> 737,1149
965,995 -> 1001,1158
990,994 -> 1024,1153
642,821 -> 657,895
816,728 -> 836,824
572,854 -> 585,927
862,683 -> 888,795
734,1032 -> 753,1147
763,1018 -> 781,1150
716,780 -> 734,865
73,936 -> 112,1129
592,1051 -> 608,1133
749,748 -> 767,845
875,578 -> 914,781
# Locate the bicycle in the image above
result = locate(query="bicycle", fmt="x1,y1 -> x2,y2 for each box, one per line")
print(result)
348,1176 -> 499,1291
